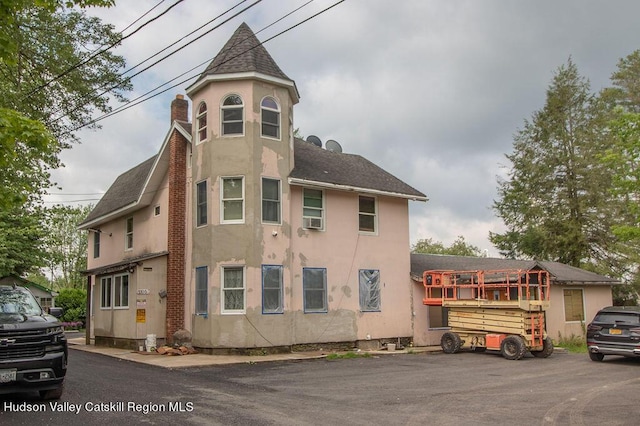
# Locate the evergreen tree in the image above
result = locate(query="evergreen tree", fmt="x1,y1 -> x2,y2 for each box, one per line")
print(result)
491,59 -> 616,271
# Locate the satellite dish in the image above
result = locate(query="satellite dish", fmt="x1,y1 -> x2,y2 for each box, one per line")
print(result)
306,135 -> 322,147
326,139 -> 342,153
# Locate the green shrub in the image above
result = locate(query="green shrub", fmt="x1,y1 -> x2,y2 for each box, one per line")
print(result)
55,288 -> 86,324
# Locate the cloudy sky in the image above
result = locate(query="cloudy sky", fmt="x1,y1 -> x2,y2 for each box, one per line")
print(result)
47,0 -> 640,256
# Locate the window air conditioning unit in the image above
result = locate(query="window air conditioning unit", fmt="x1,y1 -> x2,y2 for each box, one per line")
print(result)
303,217 -> 323,230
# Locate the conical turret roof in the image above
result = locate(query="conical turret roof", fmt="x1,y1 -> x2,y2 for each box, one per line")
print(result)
197,22 -> 291,82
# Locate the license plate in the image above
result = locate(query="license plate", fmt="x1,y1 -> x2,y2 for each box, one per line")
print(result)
0,369 -> 16,383
609,328 -> 622,335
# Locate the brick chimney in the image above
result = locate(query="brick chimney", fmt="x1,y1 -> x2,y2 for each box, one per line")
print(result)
171,94 -> 189,123
166,94 -> 188,343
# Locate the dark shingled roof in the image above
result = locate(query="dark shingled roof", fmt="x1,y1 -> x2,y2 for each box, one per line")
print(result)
176,120 -> 191,135
80,156 -> 157,226
291,138 -> 426,199
196,22 -> 290,83
410,253 -> 620,285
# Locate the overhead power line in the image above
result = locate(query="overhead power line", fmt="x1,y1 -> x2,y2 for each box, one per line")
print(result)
23,0 -> 185,99
51,0 -> 255,125
67,0 -> 346,133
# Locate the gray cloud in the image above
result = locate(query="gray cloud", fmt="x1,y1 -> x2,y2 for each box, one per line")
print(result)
48,0 -> 640,255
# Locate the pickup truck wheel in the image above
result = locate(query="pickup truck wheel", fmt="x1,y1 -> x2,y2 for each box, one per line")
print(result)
441,332 -> 462,354
501,336 -> 526,360
531,337 -> 554,358
589,352 -> 605,362
40,385 -> 64,400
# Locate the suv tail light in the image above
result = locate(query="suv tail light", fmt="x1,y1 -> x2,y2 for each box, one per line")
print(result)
587,324 -> 602,332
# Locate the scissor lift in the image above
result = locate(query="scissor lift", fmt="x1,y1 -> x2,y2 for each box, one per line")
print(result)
423,268 -> 554,360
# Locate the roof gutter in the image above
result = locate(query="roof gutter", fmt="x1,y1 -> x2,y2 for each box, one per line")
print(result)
288,177 -> 428,201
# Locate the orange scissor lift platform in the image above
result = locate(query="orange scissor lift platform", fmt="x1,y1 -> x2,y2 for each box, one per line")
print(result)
422,269 -> 554,360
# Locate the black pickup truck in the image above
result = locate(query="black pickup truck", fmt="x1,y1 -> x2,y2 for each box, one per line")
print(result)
0,283 -> 68,400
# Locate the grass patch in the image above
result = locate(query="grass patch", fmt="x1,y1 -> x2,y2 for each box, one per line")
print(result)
326,351 -> 372,360
555,334 -> 587,353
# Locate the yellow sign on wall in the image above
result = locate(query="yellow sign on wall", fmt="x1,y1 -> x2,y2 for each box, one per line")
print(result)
136,309 -> 146,323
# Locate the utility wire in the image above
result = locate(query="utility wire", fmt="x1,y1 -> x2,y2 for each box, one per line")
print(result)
67,0 -> 346,133
119,0 -> 167,36
23,0 -> 185,99
51,0 -> 256,125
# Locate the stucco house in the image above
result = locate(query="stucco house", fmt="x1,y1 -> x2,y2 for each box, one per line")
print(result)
409,254 -> 620,345
79,23 -> 427,350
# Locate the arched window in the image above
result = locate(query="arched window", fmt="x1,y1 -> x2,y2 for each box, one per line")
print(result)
196,102 -> 207,143
221,95 -> 243,135
261,97 -> 280,139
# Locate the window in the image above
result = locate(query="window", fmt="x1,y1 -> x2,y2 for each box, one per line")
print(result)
303,268 -> 327,313
359,196 -> 376,233
262,265 -> 283,314
303,188 -> 324,229
196,102 -> 207,143
40,297 -> 52,310
154,205 -> 161,216
125,217 -> 133,250
114,274 -> 129,308
195,266 -> 208,315
221,95 -> 243,135
100,277 -> 112,308
563,289 -> 585,322
221,177 -> 244,223
262,178 -> 281,224
261,97 -> 280,139
93,232 -> 100,258
196,180 -> 208,227
222,267 -> 245,313
359,269 -> 380,312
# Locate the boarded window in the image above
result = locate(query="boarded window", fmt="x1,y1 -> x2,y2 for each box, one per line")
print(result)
563,289 -> 585,322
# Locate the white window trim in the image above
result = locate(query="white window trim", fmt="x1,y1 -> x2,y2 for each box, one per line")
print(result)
303,267 -> 328,313
261,177 -> 282,225
220,176 -> 245,224
302,188 -> 325,231
125,217 -> 133,251
100,277 -> 112,309
358,195 -> 378,235
221,266 -> 246,314
262,264 -> 284,314
113,273 -> 130,309
562,287 -> 586,323
220,94 -> 244,137
196,101 -> 207,144
196,179 -> 208,228
260,96 -> 281,141
99,273 -> 130,310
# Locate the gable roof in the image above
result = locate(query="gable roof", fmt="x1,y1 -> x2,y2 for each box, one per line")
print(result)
79,121 -> 192,229
80,155 -> 157,226
290,138 -> 427,200
410,253 -> 620,285
186,23 -> 299,101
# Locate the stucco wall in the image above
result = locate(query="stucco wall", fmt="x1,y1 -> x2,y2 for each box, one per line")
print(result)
545,284 -> 613,341
86,174 -> 169,271
92,256 -> 167,345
